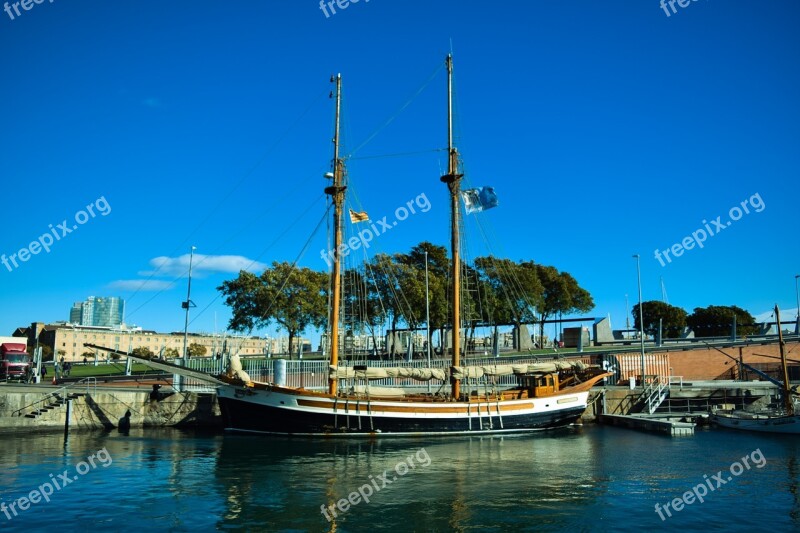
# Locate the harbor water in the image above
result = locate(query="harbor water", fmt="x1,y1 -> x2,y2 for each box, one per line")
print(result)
1,425 -> 798,532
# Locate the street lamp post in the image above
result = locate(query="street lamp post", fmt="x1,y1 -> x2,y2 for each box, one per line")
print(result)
794,275 -> 800,334
625,293 -> 630,331
425,250 -> 431,393
633,254 -> 645,386
795,275 -> 799,319
177,246 -> 197,392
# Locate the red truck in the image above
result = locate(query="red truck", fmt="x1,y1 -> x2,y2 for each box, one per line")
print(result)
1,343 -> 32,382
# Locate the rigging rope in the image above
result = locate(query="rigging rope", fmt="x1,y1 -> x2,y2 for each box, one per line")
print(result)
344,61 -> 445,159
229,206 -> 332,355
123,89 -> 329,319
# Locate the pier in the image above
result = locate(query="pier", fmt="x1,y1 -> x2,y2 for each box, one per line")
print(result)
593,378 -> 783,436
599,414 -> 695,436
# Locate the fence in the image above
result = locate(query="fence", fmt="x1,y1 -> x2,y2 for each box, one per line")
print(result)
610,352 -> 671,384
179,354 -> 596,393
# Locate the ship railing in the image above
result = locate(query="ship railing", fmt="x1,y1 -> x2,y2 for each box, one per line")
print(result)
178,353 -> 593,392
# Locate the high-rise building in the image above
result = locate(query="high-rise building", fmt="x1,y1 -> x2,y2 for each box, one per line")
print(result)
69,303 -> 82,324
69,296 -> 125,327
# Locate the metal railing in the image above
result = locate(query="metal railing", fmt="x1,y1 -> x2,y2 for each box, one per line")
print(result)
12,377 -> 97,417
641,375 -> 670,414
177,353 -> 594,392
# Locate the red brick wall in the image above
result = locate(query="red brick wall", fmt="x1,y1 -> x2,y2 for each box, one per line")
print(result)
665,342 -> 799,381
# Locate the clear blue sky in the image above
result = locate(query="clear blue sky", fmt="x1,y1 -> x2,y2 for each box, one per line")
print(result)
1,1 -> 798,344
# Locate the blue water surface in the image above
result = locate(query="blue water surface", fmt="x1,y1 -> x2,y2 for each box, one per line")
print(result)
0,425 -> 797,532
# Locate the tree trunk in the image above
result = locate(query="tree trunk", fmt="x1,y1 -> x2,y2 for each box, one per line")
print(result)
368,325 -> 379,358
288,331 -> 295,360
468,324 -> 476,354
389,316 -> 399,357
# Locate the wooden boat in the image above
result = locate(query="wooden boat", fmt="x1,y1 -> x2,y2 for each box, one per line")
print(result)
214,56 -> 611,436
712,305 -> 800,434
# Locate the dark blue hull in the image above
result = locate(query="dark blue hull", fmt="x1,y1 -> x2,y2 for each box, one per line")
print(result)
217,396 -> 586,437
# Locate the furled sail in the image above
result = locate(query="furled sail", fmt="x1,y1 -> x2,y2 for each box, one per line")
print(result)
450,361 -> 586,380
330,366 -> 447,381
330,360 -> 586,382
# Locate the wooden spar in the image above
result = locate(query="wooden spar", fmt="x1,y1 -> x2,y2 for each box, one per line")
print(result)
776,305 -> 793,414
326,74 -> 345,396
440,54 -> 463,400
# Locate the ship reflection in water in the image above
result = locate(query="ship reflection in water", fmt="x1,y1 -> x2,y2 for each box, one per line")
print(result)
0,426 -> 798,531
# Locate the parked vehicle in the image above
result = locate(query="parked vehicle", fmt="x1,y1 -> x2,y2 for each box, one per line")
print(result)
1,343 -> 32,382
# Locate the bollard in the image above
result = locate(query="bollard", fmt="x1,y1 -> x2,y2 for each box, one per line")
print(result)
274,358 -> 287,387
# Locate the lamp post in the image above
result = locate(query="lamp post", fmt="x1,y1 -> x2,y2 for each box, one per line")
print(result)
177,246 -> 196,392
625,293 -> 630,331
795,274 -> 799,319
794,275 -> 800,334
425,250 -> 431,392
633,254 -> 645,386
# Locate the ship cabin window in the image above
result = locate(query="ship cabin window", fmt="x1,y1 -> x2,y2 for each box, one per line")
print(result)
520,374 -> 557,397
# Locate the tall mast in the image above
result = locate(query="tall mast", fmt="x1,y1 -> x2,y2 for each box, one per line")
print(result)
440,54 -> 463,400
326,74 -> 345,396
776,305 -> 792,414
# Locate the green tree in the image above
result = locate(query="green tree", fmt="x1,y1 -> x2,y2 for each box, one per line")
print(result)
41,345 -> 53,361
342,267 -> 387,356
686,305 -> 758,337
27,344 -> 55,361
187,343 -> 207,356
396,243 -> 450,351
474,257 -> 542,349
633,301 -> 688,338
162,347 -> 179,358
131,346 -> 154,359
218,262 -> 328,358
367,253 -> 409,356
535,265 -> 594,345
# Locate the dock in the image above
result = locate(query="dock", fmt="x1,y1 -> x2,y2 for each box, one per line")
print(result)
600,414 -> 695,436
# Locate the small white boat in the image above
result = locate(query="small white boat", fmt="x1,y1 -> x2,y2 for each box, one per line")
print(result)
712,408 -> 800,434
712,305 -> 799,435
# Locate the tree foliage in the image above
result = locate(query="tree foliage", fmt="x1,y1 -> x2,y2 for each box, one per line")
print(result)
473,257 -> 542,347
686,305 -> 758,337
163,347 -> 179,358
187,343 -> 207,356
218,261 -> 328,358
40,345 -> 53,361
396,242 -> 450,336
633,300 -> 688,338
217,243 -> 599,358
534,265 -> 594,344
474,257 -> 541,325
131,346 -> 154,359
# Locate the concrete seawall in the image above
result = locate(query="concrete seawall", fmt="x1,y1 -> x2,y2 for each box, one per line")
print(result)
0,385 -> 222,435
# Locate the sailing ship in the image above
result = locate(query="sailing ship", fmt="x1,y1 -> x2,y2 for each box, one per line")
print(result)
712,305 -> 800,434
213,56 -> 611,436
